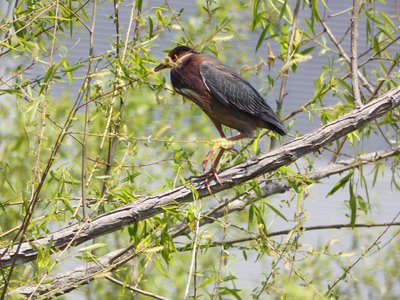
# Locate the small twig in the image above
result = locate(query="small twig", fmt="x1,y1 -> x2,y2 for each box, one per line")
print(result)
329,136 -> 348,164
277,0 -> 301,115
81,0 -> 97,220
374,120 -> 394,148
0,12 -> 88,300
164,0 -> 194,47
191,222 -> 400,250
0,3 -> 56,47
271,0 -> 301,149
367,58 -> 399,102
359,35 -> 400,67
328,7 -> 352,18
106,275 -> 170,300
101,0 -> 139,195
311,2 -> 375,94
184,211 -> 201,300
350,0 -> 363,108
211,200 -> 229,299
325,210 -> 400,295
58,1 -> 91,31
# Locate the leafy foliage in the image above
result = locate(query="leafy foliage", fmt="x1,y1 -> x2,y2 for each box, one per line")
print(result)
0,0 -> 399,299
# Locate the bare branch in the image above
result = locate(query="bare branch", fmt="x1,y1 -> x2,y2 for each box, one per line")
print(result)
311,3 -> 375,94
326,210 -> 400,295
81,0 -> 97,220
106,275 -> 171,300
9,142 -> 400,298
277,0 -> 301,115
271,0 -> 301,149
350,0 -> 363,108
1,86 -> 399,269
11,247 -> 135,299
193,145 -> 400,226
203,221 -> 400,250
11,220 -> 400,298
184,212 -> 201,300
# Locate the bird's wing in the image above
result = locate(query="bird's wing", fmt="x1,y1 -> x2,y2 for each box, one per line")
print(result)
200,61 -> 285,135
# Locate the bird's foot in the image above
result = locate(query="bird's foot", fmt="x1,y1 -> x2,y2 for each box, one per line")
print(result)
189,166 -> 221,194
190,144 -> 238,194
189,147 -> 223,193
204,166 -> 221,194
201,145 -> 237,171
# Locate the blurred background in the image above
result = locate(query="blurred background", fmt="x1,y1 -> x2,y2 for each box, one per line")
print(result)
0,0 -> 399,299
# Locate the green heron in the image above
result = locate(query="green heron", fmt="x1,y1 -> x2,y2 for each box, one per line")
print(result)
154,46 -> 285,187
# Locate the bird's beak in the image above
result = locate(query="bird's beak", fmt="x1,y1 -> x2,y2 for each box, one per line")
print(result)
154,63 -> 169,72
153,56 -> 173,72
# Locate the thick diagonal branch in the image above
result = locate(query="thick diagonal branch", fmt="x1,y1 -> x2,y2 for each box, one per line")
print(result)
1,86 -> 399,268
195,146 -> 400,225
10,146 -> 400,298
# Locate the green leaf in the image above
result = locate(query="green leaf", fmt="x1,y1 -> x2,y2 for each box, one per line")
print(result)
252,0 -> 261,30
248,204 -> 255,229
357,195 -> 368,215
392,173 -> 400,191
349,181 -> 357,227
39,59 -> 63,94
279,0 -> 289,20
61,63 -> 85,73
78,243 -> 107,252
379,11 -> 396,30
147,16 -> 154,38
327,171 -> 354,197
372,163 -> 383,187
377,25 -> 393,40
266,202 -> 288,222
136,0 -> 143,12
300,46 -> 315,55
39,64 -> 56,94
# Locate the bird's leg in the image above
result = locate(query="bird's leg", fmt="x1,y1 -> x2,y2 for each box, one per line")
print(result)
227,132 -> 249,142
201,136 -> 246,193
202,146 -> 225,184
191,128 -> 249,193
189,141 -> 228,193
196,146 -> 222,193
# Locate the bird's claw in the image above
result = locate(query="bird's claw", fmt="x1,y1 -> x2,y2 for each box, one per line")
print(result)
190,146 -> 237,194
223,147 -> 238,155
189,167 -> 221,194
204,167 -> 222,194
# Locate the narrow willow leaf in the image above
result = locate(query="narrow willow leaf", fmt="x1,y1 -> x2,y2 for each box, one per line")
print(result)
279,0 -> 289,20
266,202 -> 288,222
136,0 -> 143,12
61,63 -> 85,73
252,0 -> 261,30
248,204 -> 255,229
349,181 -> 357,227
256,25 -> 269,52
327,171 -> 354,197
147,16 -> 154,37
78,243 -> 107,252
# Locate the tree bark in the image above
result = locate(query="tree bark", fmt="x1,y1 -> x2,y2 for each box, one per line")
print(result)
1,86 -> 399,268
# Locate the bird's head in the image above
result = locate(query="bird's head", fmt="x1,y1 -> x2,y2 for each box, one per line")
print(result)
154,46 -> 196,72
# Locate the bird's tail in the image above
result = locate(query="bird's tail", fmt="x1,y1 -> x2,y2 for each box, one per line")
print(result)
258,111 -> 286,135
264,119 -> 286,135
